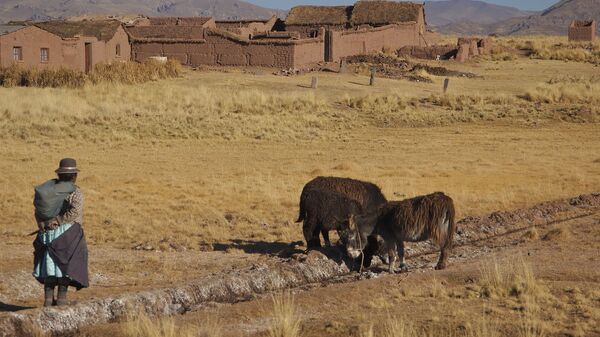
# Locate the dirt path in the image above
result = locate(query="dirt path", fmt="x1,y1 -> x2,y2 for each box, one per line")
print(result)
1,194 -> 599,336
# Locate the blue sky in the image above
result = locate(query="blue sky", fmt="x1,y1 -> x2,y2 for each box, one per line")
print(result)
247,0 -> 557,11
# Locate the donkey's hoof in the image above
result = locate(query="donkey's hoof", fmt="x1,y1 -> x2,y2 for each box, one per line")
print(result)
399,263 -> 409,272
435,263 -> 446,270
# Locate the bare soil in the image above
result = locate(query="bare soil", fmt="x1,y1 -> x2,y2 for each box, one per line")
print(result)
2,194 -> 599,336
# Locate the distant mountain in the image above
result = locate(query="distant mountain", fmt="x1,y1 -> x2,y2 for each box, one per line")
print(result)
439,0 -> 600,36
0,0 -> 284,23
424,0 -> 533,27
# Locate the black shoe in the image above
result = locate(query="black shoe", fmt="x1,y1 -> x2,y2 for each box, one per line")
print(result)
43,277 -> 57,307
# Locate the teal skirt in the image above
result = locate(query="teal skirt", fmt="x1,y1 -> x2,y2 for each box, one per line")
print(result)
33,223 -> 73,279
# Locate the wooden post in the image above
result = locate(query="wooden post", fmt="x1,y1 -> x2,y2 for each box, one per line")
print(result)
339,59 -> 347,73
443,78 -> 450,93
311,76 -> 318,89
369,68 -> 376,86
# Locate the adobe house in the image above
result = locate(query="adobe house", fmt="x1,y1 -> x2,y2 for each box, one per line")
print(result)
215,16 -> 279,39
568,20 -> 596,42
0,20 -> 130,72
127,20 -> 324,68
127,0 -> 438,69
134,16 -> 217,28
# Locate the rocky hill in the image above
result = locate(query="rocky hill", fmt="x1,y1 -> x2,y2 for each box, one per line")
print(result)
439,0 -> 600,35
424,0 -> 532,27
0,0 -> 284,23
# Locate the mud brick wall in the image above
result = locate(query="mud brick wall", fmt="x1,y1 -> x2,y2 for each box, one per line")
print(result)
330,23 -> 419,61
568,21 -> 596,42
293,39 -> 325,67
286,24 -> 345,38
397,45 -> 457,60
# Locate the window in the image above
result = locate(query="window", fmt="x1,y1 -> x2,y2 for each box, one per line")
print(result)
13,47 -> 23,61
40,48 -> 49,63
116,44 -> 121,57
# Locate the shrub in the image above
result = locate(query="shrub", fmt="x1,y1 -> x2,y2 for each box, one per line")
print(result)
0,60 -> 182,88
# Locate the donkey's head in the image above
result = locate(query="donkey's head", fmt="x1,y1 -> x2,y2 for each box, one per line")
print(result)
339,214 -> 368,259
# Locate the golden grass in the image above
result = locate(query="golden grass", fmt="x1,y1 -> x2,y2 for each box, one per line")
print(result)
122,311 -> 196,337
523,75 -> 600,105
478,256 -> 544,299
0,55 -> 599,248
495,35 -> 600,64
266,292 -> 301,337
0,60 -> 181,88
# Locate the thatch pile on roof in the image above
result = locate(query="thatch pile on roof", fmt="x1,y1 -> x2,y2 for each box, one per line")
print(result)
126,26 -> 205,42
148,17 -> 213,26
34,20 -> 121,41
570,20 -> 595,27
350,1 -> 423,26
285,5 -> 352,26
0,25 -> 26,36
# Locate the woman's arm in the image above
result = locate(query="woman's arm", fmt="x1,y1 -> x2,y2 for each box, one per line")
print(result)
57,188 -> 84,225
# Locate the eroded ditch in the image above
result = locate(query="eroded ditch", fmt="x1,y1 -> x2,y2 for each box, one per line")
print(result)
1,193 -> 599,337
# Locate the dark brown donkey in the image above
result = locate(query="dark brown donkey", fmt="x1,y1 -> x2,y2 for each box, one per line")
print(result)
340,192 -> 456,273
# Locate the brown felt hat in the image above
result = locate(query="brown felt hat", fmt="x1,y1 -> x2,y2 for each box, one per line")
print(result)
55,158 -> 79,174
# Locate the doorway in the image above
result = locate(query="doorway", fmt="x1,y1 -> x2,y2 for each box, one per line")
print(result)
85,43 -> 92,73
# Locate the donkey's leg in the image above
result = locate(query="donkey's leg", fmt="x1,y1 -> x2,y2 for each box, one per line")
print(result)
303,217 -> 321,250
435,214 -> 452,270
387,241 -> 397,274
435,247 -> 448,270
321,229 -> 331,247
398,241 -> 408,272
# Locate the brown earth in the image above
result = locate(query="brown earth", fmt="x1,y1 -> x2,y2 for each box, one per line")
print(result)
2,193 -> 600,336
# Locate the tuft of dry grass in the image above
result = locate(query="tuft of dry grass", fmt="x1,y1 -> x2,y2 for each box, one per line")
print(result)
382,316 -> 416,337
267,292 -> 301,337
122,311 -> 196,337
0,60 -> 181,88
542,226 -> 571,241
522,227 -> 540,241
89,59 -> 182,85
478,255 -> 544,299
523,77 -> 600,105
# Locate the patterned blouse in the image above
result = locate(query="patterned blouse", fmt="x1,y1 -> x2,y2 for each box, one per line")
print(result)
57,187 -> 84,225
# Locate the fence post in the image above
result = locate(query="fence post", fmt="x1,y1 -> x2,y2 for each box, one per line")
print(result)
339,59 -> 347,73
443,78 -> 450,93
311,76 -> 318,89
369,68 -> 376,86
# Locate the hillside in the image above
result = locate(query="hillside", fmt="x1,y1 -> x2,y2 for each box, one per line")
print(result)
0,0 -> 283,23
439,0 -> 600,35
424,0 -> 532,27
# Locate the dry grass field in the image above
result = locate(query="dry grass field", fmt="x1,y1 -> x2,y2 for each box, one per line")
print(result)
1,36 -> 600,337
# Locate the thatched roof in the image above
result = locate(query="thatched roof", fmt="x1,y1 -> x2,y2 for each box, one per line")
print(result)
126,26 -> 205,41
350,1 -> 423,26
570,20 -> 595,27
285,5 -> 352,26
35,20 -> 122,41
148,17 -> 213,26
0,24 -> 26,36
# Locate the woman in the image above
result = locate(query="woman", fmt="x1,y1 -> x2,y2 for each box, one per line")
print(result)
33,158 -> 88,307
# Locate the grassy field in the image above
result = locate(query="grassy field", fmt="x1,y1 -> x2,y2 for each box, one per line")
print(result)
1,47 -> 599,250
1,36 -> 600,337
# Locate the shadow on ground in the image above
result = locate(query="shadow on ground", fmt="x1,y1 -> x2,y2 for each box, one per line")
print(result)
0,302 -> 34,312
212,240 -> 305,256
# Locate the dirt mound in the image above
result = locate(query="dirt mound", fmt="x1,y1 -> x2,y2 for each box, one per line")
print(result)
345,54 -> 477,82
